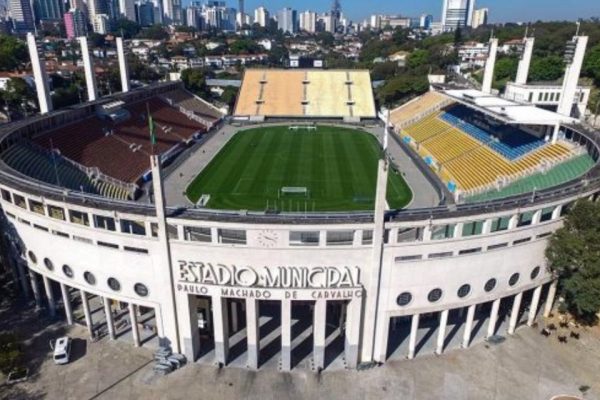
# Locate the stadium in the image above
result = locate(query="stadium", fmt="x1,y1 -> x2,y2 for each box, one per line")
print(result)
0,33 -> 599,372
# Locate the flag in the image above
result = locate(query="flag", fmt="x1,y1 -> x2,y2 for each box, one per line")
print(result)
147,103 -> 156,146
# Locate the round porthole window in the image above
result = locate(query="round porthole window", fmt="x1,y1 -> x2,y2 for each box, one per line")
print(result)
107,277 -> 121,292
428,288 -> 443,303
134,283 -> 149,297
83,271 -> 96,285
509,273 -> 520,287
396,292 -> 412,307
530,266 -> 541,280
457,284 -> 471,298
28,251 -> 37,264
62,265 -> 73,278
43,257 -> 54,271
484,278 -> 497,292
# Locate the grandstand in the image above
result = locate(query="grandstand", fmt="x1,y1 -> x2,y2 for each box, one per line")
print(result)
392,90 -> 591,199
1,143 -> 130,200
234,69 -> 377,120
30,97 -> 207,187
162,89 -> 224,128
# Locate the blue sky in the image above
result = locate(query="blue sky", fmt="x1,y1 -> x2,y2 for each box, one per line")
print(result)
226,0 -> 599,23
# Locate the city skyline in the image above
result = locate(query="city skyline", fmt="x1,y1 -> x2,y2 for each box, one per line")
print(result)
181,0 -> 599,24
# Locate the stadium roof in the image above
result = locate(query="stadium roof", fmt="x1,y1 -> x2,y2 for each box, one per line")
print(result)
442,89 -> 578,126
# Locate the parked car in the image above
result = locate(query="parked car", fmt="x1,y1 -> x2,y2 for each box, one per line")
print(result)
52,337 -> 72,365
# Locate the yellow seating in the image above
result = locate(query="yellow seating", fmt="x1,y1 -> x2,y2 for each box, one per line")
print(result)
403,114 -> 451,143
390,92 -> 449,126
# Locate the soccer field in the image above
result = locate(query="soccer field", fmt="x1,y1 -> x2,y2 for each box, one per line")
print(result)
186,125 -> 412,211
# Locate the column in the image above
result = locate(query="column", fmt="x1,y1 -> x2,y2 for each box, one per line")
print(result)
29,270 -> 42,308
407,313 -> 420,359
435,310 -> 449,355
280,299 -> 292,371
129,303 -> 141,347
80,290 -> 94,339
60,283 -> 73,325
373,312 -> 390,363
245,299 -> 260,369
543,280 -> 558,318
527,286 -> 542,326
552,205 -> 563,220
42,275 -> 56,317
103,297 -> 116,340
486,299 -> 501,338
462,304 -> 476,348
508,292 -> 523,335
16,260 -> 30,298
344,297 -> 362,368
212,296 -> 229,365
313,299 -> 326,371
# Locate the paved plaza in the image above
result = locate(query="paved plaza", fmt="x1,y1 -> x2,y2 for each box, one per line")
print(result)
2,299 -> 599,400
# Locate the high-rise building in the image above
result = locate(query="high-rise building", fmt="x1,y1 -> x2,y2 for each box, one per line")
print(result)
441,0 -> 475,31
253,6 -> 268,27
185,5 -> 200,29
162,0 -> 182,24
323,13 -> 335,33
369,14 -> 381,30
63,8 -> 86,39
136,1 -> 154,26
299,10 -> 316,33
118,0 -> 135,21
34,0 -> 64,21
471,8 -> 488,28
330,0 -> 340,20
92,13 -> 109,33
419,13 -> 433,29
8,0 -> 35,33
201,1 -> 235,31
277,7 -> 296,34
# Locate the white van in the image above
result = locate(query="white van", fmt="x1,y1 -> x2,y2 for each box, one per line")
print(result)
53,337 -> 72,365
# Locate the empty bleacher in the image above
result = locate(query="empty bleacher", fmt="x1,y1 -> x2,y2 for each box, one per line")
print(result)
1,143 -> 129,200
397,94 -> 584,197
390,92 -> 450,128
162,89 -> 223,124
440,104 -> 545,160
33,97 -> 206,184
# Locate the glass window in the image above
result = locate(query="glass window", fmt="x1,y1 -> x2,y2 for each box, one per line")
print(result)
513,237 -> 531,245
428,288 -> 443,303
1,189 -> 11,202
219,229 -> 246,245
395,255 -> 422,262
431,224 -> 456,240
134,283 -> 149,297
29,200 -> 45,215
397,292 -> 412,306
459,247 -> 482,255
62,265 -> 74,278
509,273 -> 520,287
123,246 -> 148,254
429,251 -> 453,259
151,223 -> 178,239
462,221 -> 484,237
289,231 -> 319,247
98,241 -> 119,249
484,278 -> 497,292
84,271 -> 96,285
560,202 -> 574,217
107,277 -> 121,291
13,194 -> 26,209
397,227 -> 424,243
94,215 -> 116,231
490,216 -> 510,232
120,219 -> 146,236
326,231 -> 354,246
457,284 -> 471,298
185,226 -> 212,242
488,242 -> 508,250
69,210 -> 89,226
530,266 -> 541,280
48,205 -> 65,220
540,207 -> 554,223
517,211 -> 534,227
43,258 -> 54,271
361,230 -> 373,245
28,251 -> 37,264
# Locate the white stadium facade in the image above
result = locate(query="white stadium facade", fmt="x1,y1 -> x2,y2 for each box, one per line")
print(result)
0,33 -> 599,372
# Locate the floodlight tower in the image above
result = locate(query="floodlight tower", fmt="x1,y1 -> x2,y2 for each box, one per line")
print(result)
515,33 -> 535,85
26,33 -> 53,114
557,34 -> 588,117
482,36 -> 498,94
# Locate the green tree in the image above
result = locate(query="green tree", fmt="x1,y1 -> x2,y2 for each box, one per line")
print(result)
180,68 -> 211,98
584,44 -> 600,86
111,18 -> 141,39
138,24 -> 169,40
0,35 -> 28,71
376,74 -> 429,107
407,49 -> 430,70
316,32 -> 335,47
0,332 -> 22,374
529,55 -> 565,82
546,200 -> 600,324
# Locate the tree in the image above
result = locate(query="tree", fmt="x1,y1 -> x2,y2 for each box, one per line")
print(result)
529,55 -> 564,82
0,332 -> 22,374
584,44 -> 600,86
111,18 -> 141,39
546,200 -> 600,324
376,74 -> 429,107
0,35 -> 28,71
220,86 -> 238,109
180,68 -> 211,98
407,49 -> 430,70
316,32 -> 335,48
138,24 -> 169,40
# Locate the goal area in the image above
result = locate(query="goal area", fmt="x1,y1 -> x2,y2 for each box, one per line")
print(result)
279,186 -> 310,198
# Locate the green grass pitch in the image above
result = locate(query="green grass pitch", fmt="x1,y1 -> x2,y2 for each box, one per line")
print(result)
186,125 -> 412,211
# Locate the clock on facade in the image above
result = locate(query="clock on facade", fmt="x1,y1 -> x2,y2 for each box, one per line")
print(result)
257,230 -> 280,248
